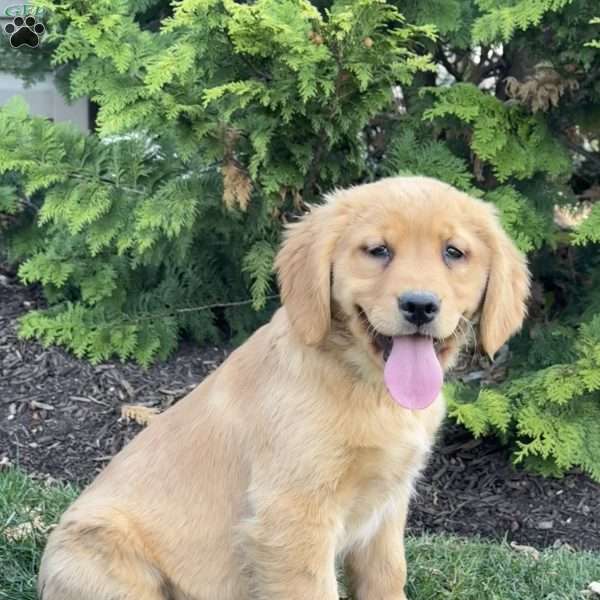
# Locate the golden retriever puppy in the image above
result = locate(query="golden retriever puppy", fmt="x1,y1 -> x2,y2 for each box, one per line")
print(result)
38,177 -> 530,600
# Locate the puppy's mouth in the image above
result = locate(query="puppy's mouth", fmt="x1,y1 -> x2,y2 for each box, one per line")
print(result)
355,306 -> 450,361
356,306 -> 450,411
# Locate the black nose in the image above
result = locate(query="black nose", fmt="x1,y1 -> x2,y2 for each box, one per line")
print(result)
399,291 -> 440,326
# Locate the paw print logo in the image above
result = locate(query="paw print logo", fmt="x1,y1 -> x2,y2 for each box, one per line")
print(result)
4,16 -> 46,49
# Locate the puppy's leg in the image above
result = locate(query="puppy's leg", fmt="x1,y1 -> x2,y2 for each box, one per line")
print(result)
242,494 -> 339,600
346,495 -> 409,600
38,513 -> 175,600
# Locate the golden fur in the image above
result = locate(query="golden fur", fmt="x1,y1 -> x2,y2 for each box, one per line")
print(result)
38,177 -> 530,600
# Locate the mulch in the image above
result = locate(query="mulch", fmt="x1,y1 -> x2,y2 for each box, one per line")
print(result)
1,265 -> 599,551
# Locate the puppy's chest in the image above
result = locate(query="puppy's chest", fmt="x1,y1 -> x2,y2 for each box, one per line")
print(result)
335,440 -> 428,551
328,399 -> 443,550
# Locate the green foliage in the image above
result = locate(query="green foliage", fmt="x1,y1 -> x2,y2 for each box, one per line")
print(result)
243,240 -> 277,310
40,0 -> 435,199
423,83 -> 571,182
447,385 -> 512,439
572,202 -> 600,244
1,0 -> 434,365
484,186 -> 552,253
587,17 -> 600,48
448,316 -> 600,480
381,127 -> 478,193
398,0 -> 463,36
472,0 -> 573,44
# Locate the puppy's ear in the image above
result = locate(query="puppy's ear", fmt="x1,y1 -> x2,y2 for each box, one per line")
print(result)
480,209 -> 531,358
275,203 -> 342,345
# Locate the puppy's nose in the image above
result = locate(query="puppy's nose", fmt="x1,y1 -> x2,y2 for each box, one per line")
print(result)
399,291 -> 440,326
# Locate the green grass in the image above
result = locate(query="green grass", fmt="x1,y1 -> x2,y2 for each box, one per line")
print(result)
403,537 -> 599,600
0,469 -> 77,600
1,469 -> 598,600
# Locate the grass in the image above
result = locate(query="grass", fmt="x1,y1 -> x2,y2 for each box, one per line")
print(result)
402,537 -> 599,600
1,469 -> 77,600
1,469 -> 598,600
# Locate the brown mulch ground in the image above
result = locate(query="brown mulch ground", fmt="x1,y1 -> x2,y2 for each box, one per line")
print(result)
1,266 -> 599,551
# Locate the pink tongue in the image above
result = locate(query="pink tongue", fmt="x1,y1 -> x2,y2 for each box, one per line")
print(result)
383,336 -> 443,410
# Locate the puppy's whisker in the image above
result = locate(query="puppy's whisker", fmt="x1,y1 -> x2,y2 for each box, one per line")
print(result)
458,315 -> 476,344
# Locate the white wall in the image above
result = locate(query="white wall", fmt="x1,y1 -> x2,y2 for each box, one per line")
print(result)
0,73 -> 90,132
1,2 -> 89,131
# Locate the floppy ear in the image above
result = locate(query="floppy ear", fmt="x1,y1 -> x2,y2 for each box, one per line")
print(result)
275,204 -> 341,346
480,213 -> 531,359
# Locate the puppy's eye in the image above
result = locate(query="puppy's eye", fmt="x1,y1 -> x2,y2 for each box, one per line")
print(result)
444,245 -> 464,261
365,245 -> 391,260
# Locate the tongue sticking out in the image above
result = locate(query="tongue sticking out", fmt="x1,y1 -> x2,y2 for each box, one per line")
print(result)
383,336 -> 443,410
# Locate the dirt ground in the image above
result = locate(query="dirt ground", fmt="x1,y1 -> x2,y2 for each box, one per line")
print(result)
1,266 -> 599,551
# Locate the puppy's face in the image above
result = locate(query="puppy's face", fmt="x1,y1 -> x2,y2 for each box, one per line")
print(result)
276,177 -> 530,393
331,190 -> 491,369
